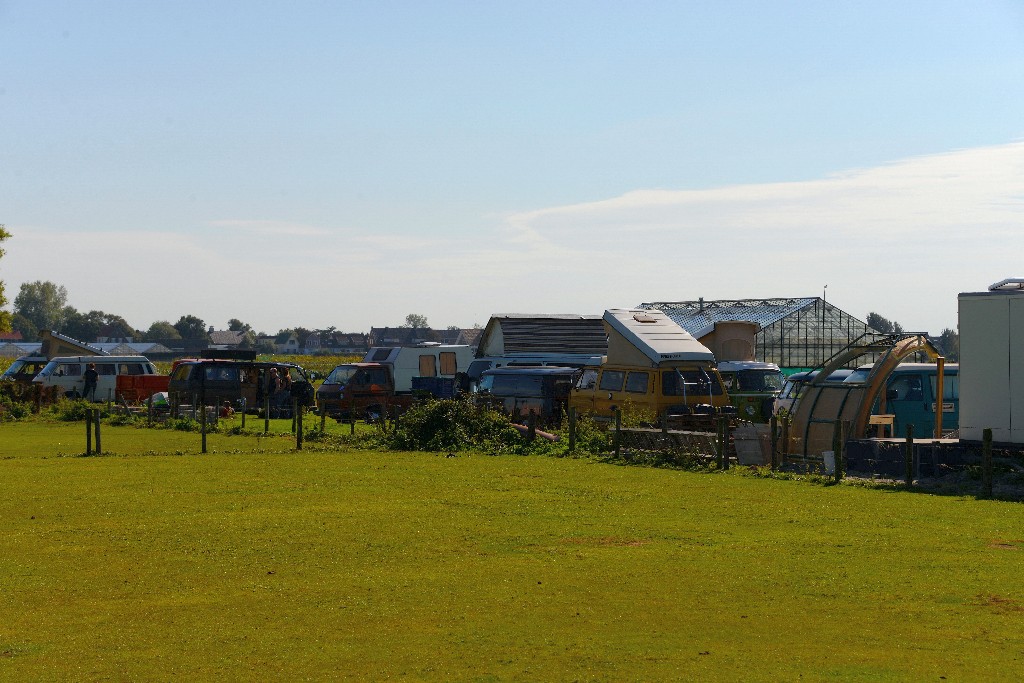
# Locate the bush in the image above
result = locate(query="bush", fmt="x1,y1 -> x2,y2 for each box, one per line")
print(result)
0,394 -> 31,421
386,398 -> 523,453
47,399 -> 101,422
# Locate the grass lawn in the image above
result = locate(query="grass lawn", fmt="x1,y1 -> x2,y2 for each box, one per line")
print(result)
1,419 -> 1022,681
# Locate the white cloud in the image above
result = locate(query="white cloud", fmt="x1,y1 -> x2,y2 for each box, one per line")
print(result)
4,142 -> 1023,334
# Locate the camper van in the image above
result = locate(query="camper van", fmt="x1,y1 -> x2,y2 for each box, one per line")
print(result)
843,362 -> 959,437
474,366 -> 579,423
465,353 -> 605,383
33,356 -> 159,401
361,344 -> 475,393
716,360 -> 785,422
1,354 -> 50,385
569,309 -> 731,419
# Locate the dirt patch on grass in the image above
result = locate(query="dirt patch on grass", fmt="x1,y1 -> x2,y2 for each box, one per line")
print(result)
988,539 -> 1023,550
562,536 -> 650,547
978,594 -> 1024,613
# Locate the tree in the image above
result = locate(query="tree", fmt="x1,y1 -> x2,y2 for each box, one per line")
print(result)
402,313 -> 429,329
0,224 -> 10,333
228,318 -> 252,333
144,320 -> 182,341
10,312 -> 37,341
173,315 -> 209,341
866,312 -> 904,335
14,280 -> 68,333
61,308 -> 104,342
933,328 -> 959,362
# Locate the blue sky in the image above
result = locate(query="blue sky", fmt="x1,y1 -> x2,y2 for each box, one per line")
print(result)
3,1 -> 1024,336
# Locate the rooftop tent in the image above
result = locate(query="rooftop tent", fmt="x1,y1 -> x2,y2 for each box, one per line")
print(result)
603,308 -> 716,367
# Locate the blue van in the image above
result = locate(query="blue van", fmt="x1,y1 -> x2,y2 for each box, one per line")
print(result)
843,362 -> 959,438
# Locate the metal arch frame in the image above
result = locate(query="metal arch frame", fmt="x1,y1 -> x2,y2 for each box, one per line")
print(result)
788,333 -> 943,457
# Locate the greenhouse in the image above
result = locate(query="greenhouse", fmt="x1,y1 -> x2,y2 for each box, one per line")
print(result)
637,297 -> 876,370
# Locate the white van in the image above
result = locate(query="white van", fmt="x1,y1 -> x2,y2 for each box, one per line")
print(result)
361,344 -> 475,393
33,355 -> 160,401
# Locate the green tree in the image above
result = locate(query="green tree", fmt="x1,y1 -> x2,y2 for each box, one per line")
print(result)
0,225 -> 10,333
228,318 -> 252,333
402,313 -> 429,329
10,312 -> 37,341
143,321 -> 182,341
866,312 -> 904,335
14,280 -> 69,333
173,315 -> 210,341
933,328 -> 959,362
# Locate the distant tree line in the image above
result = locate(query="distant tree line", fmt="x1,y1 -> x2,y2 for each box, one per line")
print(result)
2,281 -> 454,353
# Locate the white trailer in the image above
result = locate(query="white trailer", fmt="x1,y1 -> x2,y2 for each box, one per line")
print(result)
361,344 -> 475,393
958,278 -> 1024,444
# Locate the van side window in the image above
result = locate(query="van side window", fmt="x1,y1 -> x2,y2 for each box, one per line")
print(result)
59,364 -> 83,377
439,352 -> 457,375
371,348 -> 393,362
367,368 -> 389,385
625,372 -> 649,393
97,364 -> 117,375
930,375 -> 959,400
576,369 -> 598,390
122,363 -> 147,375
599,370 -> 625,392
419,355 -> 437,377
890,375 -> 923,401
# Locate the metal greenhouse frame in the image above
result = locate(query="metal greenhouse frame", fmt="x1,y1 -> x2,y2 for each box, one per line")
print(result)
638,297 -> 875,369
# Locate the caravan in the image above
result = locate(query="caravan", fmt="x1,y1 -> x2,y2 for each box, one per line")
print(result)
360,344 -> 475,392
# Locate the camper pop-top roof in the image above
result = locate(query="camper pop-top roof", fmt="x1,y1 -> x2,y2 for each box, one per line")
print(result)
603,309 -> 716,366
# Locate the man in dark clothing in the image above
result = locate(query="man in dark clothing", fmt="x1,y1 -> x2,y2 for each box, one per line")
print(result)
83,363 -> 99,401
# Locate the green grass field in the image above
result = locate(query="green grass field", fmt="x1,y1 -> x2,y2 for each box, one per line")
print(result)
1,419 -> 1022,681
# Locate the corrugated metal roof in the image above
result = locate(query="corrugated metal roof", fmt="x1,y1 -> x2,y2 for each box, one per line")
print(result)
483,314 -> 607,354
638,298 -> 819,338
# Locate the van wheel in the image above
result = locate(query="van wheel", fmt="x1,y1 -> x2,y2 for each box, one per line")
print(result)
65,391 -> 80,399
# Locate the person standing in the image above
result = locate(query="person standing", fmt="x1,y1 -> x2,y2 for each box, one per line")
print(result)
83,363 -> 99,401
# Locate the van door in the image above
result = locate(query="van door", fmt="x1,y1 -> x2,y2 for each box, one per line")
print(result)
929,371 -> 959,433
886,372 -> 928,437
593,368 -> 626,416
569,367 -> 599,416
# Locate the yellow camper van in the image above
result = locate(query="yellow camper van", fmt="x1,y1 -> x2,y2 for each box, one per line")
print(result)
569,309 -> 730,419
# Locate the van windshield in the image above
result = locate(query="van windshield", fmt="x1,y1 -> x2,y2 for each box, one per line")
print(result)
323,366 -> 360,385
2,359 -> 47,381
662,370 -> 724,396
736,370 -> 785,392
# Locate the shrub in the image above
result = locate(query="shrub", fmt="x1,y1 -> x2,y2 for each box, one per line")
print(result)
386,398 -> 523,453
47,398 -> 100,422
0,394 -> 31,421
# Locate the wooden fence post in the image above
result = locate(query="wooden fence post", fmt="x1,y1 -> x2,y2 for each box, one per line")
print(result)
241,398 -> 247,429
94,408 -> 102,454
613,407 -> 622,458
296,403 -> 304,451
722,417 -> 730,470
904,423 -> 915,487
982,428 -> 993,498
86,409 -> 93,455
568,407 -> 577,453
201,402 -> 208,454
831,419 -> 843,483
147,394 -> 153,427
264,397 -> 270,434
770,416 -> 778,471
